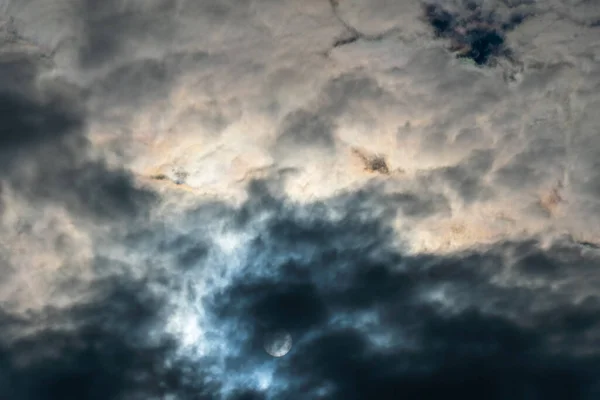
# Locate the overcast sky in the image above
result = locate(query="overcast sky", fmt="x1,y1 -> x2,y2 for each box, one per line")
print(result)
1,0 -> 600,399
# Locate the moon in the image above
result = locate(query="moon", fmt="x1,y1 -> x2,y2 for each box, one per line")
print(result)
263,330 -> 293,357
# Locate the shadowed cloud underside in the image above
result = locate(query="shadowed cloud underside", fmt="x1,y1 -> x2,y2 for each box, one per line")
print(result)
1,0 -> 600,399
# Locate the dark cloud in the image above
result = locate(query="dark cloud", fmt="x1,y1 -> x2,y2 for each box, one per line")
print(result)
0,30 -> 155,220
86,49 -> 242,138
0,90 -> 156,219
278,110 -> 335,149
1,177 -> 599,399
227,390 -> 266,400
426,149 -> 495,204
89,58 -> 172,109
319,73 -> 396,119
214,278 -> 329,340
421,1 -> 529,66
78,0 -> 177,68
2,2 -> 600,399
8,156 -> 156,219
0,37 -> 79,152
0,277 -> 214,400
0,89 -> 80,152
77,0 -> 260,70
203,181 -> 600,400
423,3 -> 455,37
273,109 -> 336,161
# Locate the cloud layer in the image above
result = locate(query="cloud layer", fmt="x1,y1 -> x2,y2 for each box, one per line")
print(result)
1,0 -> 600,398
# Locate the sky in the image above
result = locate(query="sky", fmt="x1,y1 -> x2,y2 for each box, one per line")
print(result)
0,0 -> 600,399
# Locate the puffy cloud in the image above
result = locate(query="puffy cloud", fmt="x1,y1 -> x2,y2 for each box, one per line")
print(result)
1,0 -> 600,398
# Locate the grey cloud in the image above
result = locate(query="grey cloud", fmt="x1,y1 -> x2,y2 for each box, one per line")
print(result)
332,0 -> 421,39
0,88 -> 80,153
89,58 -> 172,110
0,95 -> 156,219
272,73 -> 401,162
319,73 -> 397,120
78,0 -> 177,68
0,33 -> 80,151
10,157 -> 156,220
0,277 -> 212,400
156,232 -> 211,271
494,158 -> 547,190
2,0 -> 600,399
518,63 -> 574,93
201,183 -> 600,399
273,109 -> 336,162
567,99 -> 600,201
421,0 -> 533,66
177,0 -> 254,20
2,175 -> 600,399
383,190 -> 451,218
277,110 -> 335,148
88,50 -> 218,107
393,54 -> 509,137
427,148 -> 495,204
76,0 -> 267,71
86,50 -> 244,137
0,24 -> 155,220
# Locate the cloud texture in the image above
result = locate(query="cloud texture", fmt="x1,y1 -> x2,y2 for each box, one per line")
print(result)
1,0 -> 600,398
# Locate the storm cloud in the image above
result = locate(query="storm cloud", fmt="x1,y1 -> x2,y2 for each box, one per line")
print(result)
1,0 -> 600,399
205,184 -> 600,399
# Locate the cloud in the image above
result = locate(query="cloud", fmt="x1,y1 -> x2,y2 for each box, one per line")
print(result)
0,16 -> 155,220
1,171 -> 600,399
77,0 -> 178,68
202,184 -> 600,399
0,276 -> 214,400
1,0 -> 600,399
